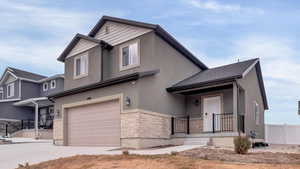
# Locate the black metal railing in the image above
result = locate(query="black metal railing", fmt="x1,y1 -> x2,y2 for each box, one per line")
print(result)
212,113 -> 234,133
171,116 -> 189,135
238,114 -> 245,133
21,120 -> 35,129
171,113 -> 236,135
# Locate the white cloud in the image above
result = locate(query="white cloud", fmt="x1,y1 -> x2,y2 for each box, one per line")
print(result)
186,0 -> 264,14
232,36 -> 300,84
0,0 -> 127,74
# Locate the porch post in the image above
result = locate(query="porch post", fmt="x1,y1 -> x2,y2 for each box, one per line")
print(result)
32,101 -> 39,139
233,82 -> 238,132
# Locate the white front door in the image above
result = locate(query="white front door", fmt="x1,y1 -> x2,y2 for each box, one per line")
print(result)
203,96 -> 221,132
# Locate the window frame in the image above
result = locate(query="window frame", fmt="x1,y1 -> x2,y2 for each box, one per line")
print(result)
0,87 -> 3,100
7,83 -> 14,98
73,53 -> 89,79
119,40 -> 140,71
43,82 -> 49,91
254,101 -> 260,125
50,80 -> 56,89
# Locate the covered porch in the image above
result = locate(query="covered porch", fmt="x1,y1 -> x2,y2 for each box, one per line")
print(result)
13,97 -> 54,139
170,82 -> 245,136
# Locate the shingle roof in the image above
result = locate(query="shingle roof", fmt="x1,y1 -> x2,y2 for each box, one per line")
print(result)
168,58 -> 258,90
8,67 -> 47,81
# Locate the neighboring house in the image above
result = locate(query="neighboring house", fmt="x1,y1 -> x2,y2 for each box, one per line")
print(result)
0,67 -> 64,137
49,16 -> 268,148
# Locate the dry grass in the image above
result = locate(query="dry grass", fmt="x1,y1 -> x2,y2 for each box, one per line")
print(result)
16,154 -> 300,169
181,147 -> 300,164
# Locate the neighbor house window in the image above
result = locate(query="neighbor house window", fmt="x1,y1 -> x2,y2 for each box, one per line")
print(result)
0,87 -> 3,100
7,83 -> 14,98
74,54 -> 88,79
50,80 -> 56,89
254,101 -> 259,125
43,82 -> 48,91
105,25 -> 110,34
120,40 -> 140,71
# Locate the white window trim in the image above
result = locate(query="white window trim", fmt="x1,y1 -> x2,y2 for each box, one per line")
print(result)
0,87 -> 3,100
50,80 -> 56,89
7,83 -> 14,98
119,39 -> 140,71
254,101 -> 260,125
73,53 -> 89,79
43,82 -> 49,91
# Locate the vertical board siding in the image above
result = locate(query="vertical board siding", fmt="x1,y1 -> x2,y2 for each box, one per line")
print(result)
95,21 -> 152,46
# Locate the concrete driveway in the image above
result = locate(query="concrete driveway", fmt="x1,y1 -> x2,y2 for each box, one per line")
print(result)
0,138 -> 201,169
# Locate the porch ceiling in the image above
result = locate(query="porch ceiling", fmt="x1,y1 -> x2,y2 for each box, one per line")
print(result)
13,97 -> 53,108
180,84 -> 233,95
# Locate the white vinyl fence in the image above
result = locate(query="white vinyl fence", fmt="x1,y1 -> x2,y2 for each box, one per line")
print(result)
265,124 -> 300,145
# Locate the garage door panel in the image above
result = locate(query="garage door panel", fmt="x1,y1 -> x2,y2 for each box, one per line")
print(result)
67,100 -> 121,146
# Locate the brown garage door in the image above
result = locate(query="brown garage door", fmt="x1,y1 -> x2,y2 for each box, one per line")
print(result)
66,100 -> 120,146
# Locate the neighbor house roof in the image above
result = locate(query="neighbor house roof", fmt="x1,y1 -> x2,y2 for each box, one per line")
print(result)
49,69 -> 160,99
167,58 -> 268,109
6,67 -> 47,81
61,15 -> 208,70
58,33 -> 113,62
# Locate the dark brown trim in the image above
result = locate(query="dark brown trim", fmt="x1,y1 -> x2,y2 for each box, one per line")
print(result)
49,70 -> 159,99
87,16 -> 208,70
57,33 -> 113,62
166,76 -> 241,93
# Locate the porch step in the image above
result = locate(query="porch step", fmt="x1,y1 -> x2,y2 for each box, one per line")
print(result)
183,137 -> 210,145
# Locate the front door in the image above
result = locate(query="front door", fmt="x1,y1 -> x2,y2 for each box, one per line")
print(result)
203,96 -> 221,132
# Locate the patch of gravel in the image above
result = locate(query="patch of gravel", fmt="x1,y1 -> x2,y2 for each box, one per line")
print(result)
180,147 -> 300,164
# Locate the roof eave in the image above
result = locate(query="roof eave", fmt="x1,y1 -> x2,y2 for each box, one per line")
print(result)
167,75 -> 241,93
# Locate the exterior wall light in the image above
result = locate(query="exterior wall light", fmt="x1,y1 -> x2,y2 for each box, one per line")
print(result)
194,99 -> 200,106
125,97 -> 131,106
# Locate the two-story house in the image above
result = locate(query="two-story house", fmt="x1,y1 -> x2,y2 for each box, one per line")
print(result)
0,67 -> 64,138
49,16 -> 268,149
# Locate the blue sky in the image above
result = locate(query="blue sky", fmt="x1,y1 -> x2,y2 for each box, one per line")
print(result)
0,0 -> 299,124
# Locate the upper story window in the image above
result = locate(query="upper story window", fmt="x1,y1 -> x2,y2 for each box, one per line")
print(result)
0,87 -> 3,100
74,54 -> 88,79
119,40 -> 140,71
254,101 -> 260,125
50,80 -> 56,89
43,82 -> 48,91
7,83 -> 14,98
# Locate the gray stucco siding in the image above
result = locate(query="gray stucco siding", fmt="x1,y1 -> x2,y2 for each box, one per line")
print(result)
137,33 -> 201,115
186,88 -> 233,117
237,66 -> 265,139
54,80 -> 139,117
64,46 -> 102,91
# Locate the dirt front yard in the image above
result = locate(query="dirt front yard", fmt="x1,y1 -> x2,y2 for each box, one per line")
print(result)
17,153 -> 300,169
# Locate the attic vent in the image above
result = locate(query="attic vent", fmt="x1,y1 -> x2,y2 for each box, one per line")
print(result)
105,25 -> 110,34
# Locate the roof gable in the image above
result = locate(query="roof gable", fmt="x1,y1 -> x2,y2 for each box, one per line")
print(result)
167,58 -> 268,109
58,34 -> 112,62
0,67 -> 47,84
94,21 -> 152,46
87,16 -> 208,70
66,38 -> 98,58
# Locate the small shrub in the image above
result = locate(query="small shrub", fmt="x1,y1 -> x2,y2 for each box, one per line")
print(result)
171,151 -> 178,156
17,162 -> 30,169
234,136 -> 251,154
122,150 -> 129,155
